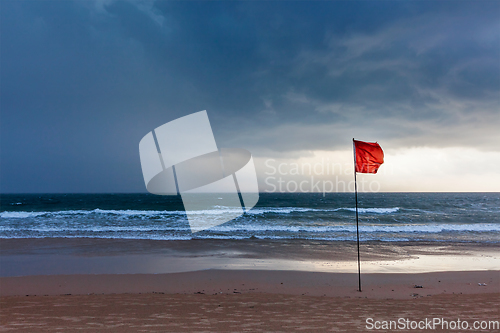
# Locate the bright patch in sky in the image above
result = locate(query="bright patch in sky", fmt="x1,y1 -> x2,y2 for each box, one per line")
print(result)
255,148 -> 500,192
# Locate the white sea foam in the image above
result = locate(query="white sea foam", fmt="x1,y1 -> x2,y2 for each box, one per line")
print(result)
1,206 -> 401,219
0,234 -> 485,243
0,211 -> 48,218
204,223 -> 500,233
339,207 -> 400,214
1,223 -> 498,234
0,209 -> 186,218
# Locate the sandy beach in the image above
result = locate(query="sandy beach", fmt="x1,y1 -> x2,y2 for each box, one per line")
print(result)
1,238 -> 499,332
1,286 -> 498,332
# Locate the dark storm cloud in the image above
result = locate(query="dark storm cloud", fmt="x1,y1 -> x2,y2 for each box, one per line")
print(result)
1,0 -> 498,192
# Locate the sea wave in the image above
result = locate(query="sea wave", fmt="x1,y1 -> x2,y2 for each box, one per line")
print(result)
0,206 -> 401,218
1,234 -> 497,243
336,207 -> 400,214
0,223 -> 498,234
0,209 -> 186,218
214,223 -> 500,233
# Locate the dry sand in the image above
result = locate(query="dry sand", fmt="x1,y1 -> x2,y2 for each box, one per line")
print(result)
1,292 -> 498,332
1,269 -> 498,298
1,270 -> 498,332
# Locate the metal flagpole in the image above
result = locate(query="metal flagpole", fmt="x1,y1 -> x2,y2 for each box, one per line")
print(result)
353,139 -> 361,292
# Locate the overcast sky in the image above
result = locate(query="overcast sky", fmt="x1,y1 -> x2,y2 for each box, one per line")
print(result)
1,0 -> 499,193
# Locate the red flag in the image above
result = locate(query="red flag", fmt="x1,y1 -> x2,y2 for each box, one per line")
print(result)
354,140 -> 384,174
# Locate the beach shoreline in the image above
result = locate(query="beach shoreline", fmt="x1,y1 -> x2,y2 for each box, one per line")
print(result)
1,238 -> 499,277
1,238 -> 499,331
1,238 -> 498,298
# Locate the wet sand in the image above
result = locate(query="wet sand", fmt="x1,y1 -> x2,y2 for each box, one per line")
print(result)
2,238 -> 499,276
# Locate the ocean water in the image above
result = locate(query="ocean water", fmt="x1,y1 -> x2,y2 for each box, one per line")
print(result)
1,193 -> 499,243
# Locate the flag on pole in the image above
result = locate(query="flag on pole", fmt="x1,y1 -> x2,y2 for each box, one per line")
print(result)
354,140 -> 384,174
352,139 -> 384,292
